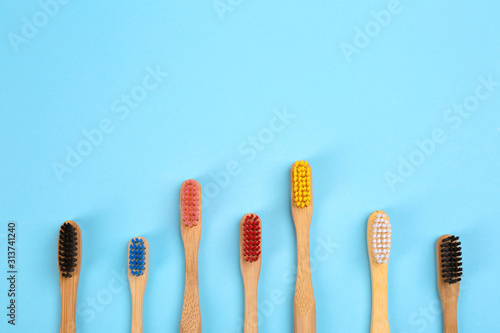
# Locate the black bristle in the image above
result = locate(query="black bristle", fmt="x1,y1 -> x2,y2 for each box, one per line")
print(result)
440,235 -> 463,284
58,223 -> 78,278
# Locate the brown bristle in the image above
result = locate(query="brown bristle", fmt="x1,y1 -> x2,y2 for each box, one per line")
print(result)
243,214 -> 261,262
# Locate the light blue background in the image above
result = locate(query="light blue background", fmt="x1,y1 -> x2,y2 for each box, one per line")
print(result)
1,0 -> 499,332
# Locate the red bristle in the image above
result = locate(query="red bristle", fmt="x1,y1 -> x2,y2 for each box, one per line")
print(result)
243,214 -> 261,262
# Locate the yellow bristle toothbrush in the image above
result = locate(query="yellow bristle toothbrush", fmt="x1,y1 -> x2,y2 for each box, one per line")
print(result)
58,220 -> 82,333
180,179 -> 202,333
128,237 -> 149,333
240,213 -> 262,333
290,161 -> 316,332
367,211 -> 392,333
436,235 -> 463,333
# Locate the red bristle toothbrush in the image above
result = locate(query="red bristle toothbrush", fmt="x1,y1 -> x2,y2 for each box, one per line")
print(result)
240,213 -> 262,333
180,179 -> 202,333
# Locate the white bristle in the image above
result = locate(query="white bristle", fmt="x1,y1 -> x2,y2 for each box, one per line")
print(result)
370,212 -> 391,264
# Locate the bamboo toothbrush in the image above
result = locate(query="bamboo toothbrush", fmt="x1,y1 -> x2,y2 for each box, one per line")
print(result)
367,211 -> 392,333
240,213 -> 262,333
180,179 -> 202,333
290,161 -> 316,332
436,235 -> 463,333
128,237 -> 149,333
58,220 -> 82,333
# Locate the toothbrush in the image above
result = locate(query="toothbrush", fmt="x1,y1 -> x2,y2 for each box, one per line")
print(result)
436,235 -> 462,333
128,237 -> 149,333
367,211 -> 392,333
240,213 -> 262,333
58,221 -> 82,333
290,161 -> 316,332
180,179 -> 202,333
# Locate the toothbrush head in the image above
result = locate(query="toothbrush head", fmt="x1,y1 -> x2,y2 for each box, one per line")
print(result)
181,179 -> 201,227
241,214 -> 262,262
368,211 -> 392,265
58,221 -> 81,278
128,237 -> 147,277
292,161 -> 312,209
439,235 -> 463,284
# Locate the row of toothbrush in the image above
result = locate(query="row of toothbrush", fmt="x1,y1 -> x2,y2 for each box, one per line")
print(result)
57,161 -> 463,333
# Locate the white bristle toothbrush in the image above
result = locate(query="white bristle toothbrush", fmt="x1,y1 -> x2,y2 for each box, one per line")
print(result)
367,211 -> 392,333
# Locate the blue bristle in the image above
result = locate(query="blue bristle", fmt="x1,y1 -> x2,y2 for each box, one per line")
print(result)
129,238 -> 146,277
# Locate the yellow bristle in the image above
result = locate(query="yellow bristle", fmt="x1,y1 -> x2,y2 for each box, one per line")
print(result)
292,160 -> 311,208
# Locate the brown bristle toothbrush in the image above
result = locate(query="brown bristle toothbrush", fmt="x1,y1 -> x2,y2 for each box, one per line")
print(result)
240,213 -> 262,333
367,211 -> 392,333
437,235 -> 463,333
290,161 -> 316,332
58,220 -> 82,333
180,179 -> 202,333
128,237 -> 149,333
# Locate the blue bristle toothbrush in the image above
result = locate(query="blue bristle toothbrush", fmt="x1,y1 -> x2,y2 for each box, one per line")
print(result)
128,237 -> 149,333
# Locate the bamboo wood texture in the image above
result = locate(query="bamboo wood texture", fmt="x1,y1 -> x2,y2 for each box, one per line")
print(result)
290,162 -> 316,333
240,214 -> 262,333
367,211 -> 390,333
128,237 -> 149,333
59,221 -> 82,333
437,235 -> 460,333
180,180 -> 202,333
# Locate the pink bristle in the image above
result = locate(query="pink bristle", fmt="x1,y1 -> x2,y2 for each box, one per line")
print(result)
181,180 -> 200,227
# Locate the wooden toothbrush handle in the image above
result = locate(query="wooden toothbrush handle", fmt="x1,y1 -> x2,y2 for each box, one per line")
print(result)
180,254 -> 202,333
131,290 -> 145,333
370,273 -> 390,333
60,283 -> 77,333
442,299 -> 458,333
244,281 -> 259,333
294,232 -> 316,333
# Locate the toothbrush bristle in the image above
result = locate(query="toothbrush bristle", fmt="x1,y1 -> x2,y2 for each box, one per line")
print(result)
58,222 -> 78,278
181,179 -> 200,227
292,161 -> 311,208
129,238 -> 146,277
440,235 -> 463,284
370,212 -> 392,264
243,214 -> 261,262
